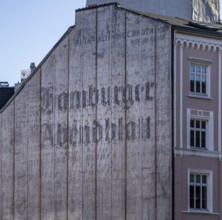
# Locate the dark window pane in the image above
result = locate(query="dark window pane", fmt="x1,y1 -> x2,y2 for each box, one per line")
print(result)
190,80 -> 195,92
190,174 -> 194,183
191,120 -> 194,128
196,75 -> 200,92
190,74 -> 195,92
202,186 -> 207,209
191,130 -> 194,147
201,131 -> 206,148
202,81 -> 206,94
190,185 -> 194,208
202,175 -> 207,184
196,120 -> 200,128
202,121 -> 206,129
196,131 -> 200,147
196,175 -> 201,183
196,186 -> 200,208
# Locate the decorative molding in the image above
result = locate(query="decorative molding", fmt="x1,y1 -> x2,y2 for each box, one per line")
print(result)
218,51 -> 222,160
187,108 -> 214,151
181,211 -> 220,215
188,57 -> 212,65
188,94 -> 213,100
174,43 -> 177,148
174,147 -> 221,159
180,44 -> 183,148
175,33 -> 222,52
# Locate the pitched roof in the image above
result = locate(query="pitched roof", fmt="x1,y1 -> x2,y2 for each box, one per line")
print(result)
78,2 -> 222,37
123,7 -> 222,37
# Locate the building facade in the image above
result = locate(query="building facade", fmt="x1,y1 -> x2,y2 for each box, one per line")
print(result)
0,2 -> 222,220
0,3 -> 172,220
174,31 -> 222,219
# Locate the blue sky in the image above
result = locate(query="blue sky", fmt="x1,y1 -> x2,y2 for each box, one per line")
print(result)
0,0 -> 86,86
1,0 -> 222,86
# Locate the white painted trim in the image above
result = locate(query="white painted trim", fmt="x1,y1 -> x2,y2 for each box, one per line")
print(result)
188,61 -> 211,97
187,109 -> 191,149
187,169 -> 213,213
180,44 -> 183,148
187,108 -> 214,151
209,112 -> 214,151
174,43 -> 177,149
174,148 -> 221,158
176,33 -> 222,46
218,51 -> 221,160
175,33 -> 222,51
188,94 -> 213,100
208,65 -> 211,97
181,210 -> 220,215
188,57 -> 213,64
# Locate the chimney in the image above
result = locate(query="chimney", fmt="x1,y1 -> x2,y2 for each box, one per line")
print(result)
30,62 -> 36,73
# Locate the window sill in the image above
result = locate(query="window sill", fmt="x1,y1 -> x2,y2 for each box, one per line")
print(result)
188,94 -> 212,100
189,147 -> 208,151
182,210 -> 220,215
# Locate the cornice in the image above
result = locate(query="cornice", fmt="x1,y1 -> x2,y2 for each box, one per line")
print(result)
175,33 -> 222,52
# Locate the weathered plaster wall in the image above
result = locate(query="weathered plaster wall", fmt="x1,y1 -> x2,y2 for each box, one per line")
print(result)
0,5 -> 172,220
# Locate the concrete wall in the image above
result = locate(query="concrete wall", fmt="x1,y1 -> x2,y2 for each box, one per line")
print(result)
0,5 -> 172,220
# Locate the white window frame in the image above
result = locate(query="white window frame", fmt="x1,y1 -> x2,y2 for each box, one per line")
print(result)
188,58 -> 211,98
188,169 -> 213,213
190,119 -> 207,148
187,109 -> 214,150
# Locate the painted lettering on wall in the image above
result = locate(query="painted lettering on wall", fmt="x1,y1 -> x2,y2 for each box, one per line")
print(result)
41,81 -> 154,147
42,116 -> 151,148
41,81 -> 154,112
73,26 -> 167,46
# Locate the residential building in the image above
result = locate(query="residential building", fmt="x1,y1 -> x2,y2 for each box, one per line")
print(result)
174,26 -> 222,219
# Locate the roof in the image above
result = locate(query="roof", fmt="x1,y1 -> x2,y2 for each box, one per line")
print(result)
78,2 -> 222,36
123,7 -> 222,37
0,25 -> 74,113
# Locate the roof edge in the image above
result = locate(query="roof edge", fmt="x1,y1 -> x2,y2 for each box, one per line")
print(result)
76,2 -> 120,12
0,25 -> 75,113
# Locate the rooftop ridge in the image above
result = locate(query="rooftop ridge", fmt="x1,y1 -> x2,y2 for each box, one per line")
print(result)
76,2 -> 120,12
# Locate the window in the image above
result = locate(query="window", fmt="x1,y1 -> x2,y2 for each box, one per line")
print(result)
190,173 -> 208,210
189,62 -> 210,97
190,119 -> 206,149
190,64 -> 207,94
188,170 -> 213,213
187,109 -> 214,150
